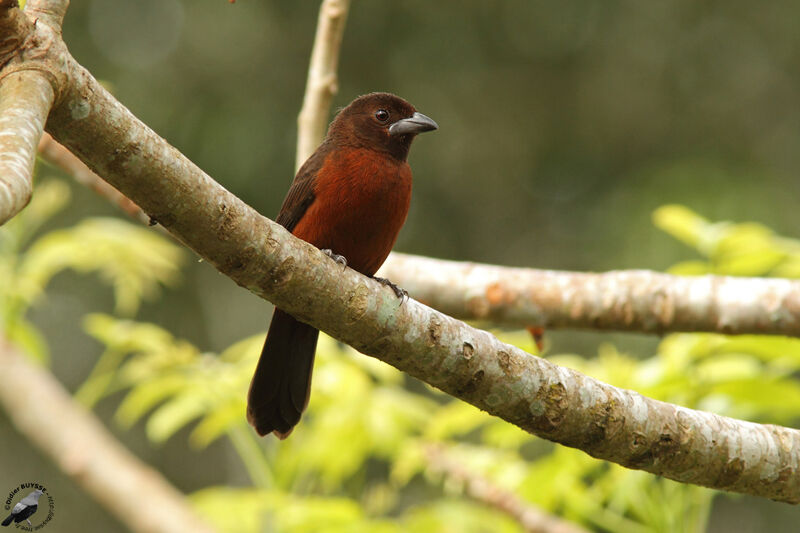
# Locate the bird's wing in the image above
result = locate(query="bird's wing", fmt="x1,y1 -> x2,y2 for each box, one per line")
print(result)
11,502 -> 26,514
275,144 -> 330,232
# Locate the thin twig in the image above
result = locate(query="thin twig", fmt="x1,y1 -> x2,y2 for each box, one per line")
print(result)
0,340 -> 217,533
424,444 -> 591,533
295,0 -> 350,170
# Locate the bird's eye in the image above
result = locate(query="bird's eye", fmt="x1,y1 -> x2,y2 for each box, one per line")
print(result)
374,109 -> 390,123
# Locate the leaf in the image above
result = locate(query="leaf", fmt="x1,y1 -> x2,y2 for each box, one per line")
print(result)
423,401 -> 489,441
390,441 -> 426,485
115,374 -> 189,427
146,392 -> 209,443
192,488 -> 390,533
190,400 -> 247,448
652,205 -> 712,250
402,499 -> 520,533
20,218 -> 183,315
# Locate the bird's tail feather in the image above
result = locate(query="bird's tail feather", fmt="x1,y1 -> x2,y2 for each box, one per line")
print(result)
2,514 -> 13,526
247,308 -> 319,438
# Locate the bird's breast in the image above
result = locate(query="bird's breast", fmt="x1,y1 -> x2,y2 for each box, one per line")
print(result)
292,148 -> 412,275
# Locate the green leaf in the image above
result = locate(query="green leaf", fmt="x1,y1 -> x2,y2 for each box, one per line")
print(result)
402,499 -> 520,533
652,205 -> 712,250
423,401 -> 489,441
21,218 -> 183,315
146,392 -> 208,443
190,400 -> 247,448
115,374 -> 188,427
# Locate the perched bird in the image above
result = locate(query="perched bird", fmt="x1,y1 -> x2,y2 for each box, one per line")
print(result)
247,92 -> 437,438
2,489 -> 43,527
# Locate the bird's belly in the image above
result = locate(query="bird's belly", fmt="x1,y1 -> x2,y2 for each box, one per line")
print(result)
293,170 -> 411,276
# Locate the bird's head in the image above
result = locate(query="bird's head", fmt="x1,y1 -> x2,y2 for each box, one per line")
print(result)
328,92 -> 438,161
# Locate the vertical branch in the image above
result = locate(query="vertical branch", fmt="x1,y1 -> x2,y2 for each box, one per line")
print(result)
24,0 -> 69,30
295,0 -> 351,170
0,340 -> 217,533
0,1 -> 60,225
0,71 -> 53,224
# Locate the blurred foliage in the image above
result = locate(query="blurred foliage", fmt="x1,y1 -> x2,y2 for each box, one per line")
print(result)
7,184 -> 800,532
654,204 -> 800,278
2,181 -> 800,533
72,204 -> 800,533
0,179 -> 183,364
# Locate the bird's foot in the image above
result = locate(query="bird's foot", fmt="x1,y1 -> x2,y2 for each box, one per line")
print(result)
321,249 -> 347,269
373,276 -> 408,302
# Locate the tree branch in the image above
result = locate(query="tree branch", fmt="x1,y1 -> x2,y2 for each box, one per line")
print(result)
0,3 -> 55,224
424,444 -> 591,533
295,0 -> 350,170
24,0 -> 68,31
5,1 -> 800,503
0,340 -> 217,533
378,253 -> 800,337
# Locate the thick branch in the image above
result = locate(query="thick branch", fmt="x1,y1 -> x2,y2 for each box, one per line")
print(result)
295,0 -> 350,169
0,340 -> 217,533
3,2 -> 798,503
424,444 -> 591,533
378,253 -> 800,337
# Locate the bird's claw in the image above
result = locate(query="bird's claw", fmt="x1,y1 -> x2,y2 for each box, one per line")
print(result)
373,276 -> 408,302
321,249 -> 347,269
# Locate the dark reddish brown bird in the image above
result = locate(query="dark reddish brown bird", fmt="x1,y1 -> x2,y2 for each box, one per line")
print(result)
247,92 -> 437,438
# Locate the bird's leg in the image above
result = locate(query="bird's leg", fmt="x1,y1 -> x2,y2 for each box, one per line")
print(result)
321,249 -> 347,269
372,276 -> 408,302
26,518 -> 32,527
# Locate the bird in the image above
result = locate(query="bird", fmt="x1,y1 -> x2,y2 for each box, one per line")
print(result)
247,92 -> 437,438
2,489 -> 43,527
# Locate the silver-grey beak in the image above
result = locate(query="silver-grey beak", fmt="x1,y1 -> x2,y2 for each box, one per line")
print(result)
389,112 -> 438,136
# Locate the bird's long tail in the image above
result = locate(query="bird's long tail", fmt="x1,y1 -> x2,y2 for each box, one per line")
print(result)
2,514 -> 14,526
247,308 -> 319,438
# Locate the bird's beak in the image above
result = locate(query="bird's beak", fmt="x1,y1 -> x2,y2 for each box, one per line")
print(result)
389,112 -> 438,136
